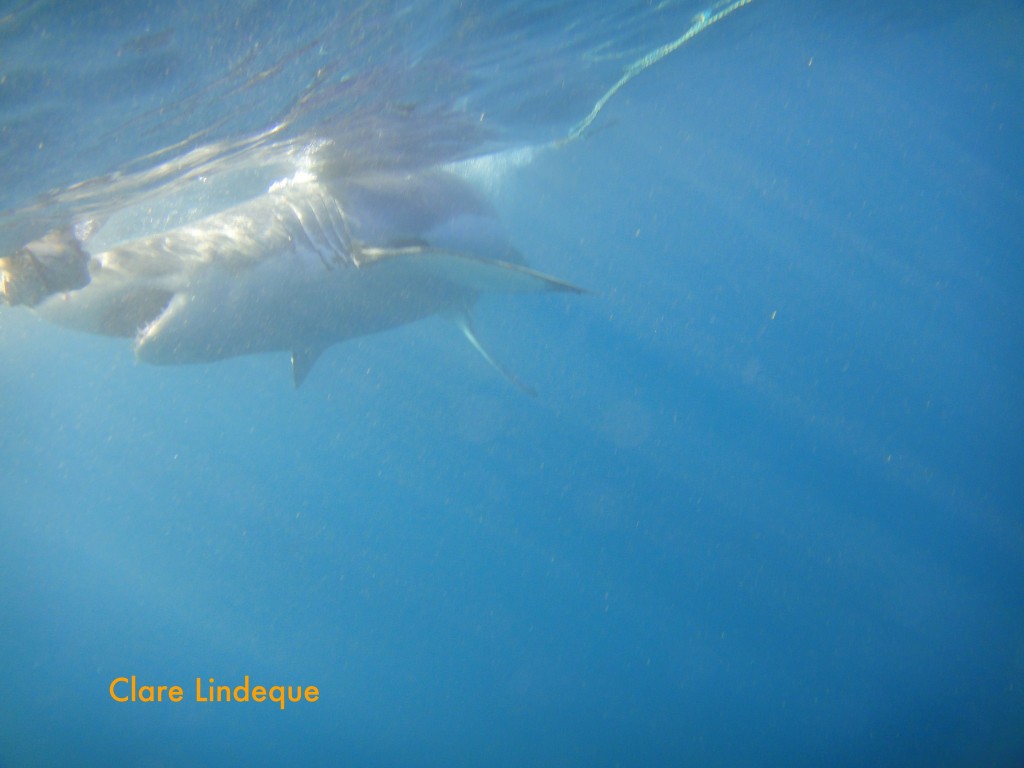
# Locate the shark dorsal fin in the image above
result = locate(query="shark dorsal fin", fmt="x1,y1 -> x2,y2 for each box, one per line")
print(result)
291,345 -> 327,388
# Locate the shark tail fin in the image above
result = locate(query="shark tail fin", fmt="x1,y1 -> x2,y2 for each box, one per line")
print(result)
454,311 -> 537,398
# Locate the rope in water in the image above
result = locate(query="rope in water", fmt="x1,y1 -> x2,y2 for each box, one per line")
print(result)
559,0 -> 756,147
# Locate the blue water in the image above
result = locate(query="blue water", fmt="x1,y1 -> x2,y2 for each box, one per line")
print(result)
1,1 -> 1022,766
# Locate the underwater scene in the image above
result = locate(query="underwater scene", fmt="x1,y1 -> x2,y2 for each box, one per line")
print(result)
1,0 -> 1022,765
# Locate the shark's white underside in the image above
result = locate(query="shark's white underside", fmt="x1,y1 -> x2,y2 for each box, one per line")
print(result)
21,169 -> 580,387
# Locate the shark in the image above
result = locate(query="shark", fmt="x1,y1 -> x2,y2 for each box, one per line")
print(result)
0,167 -> 582,390
0,2 -> 758,391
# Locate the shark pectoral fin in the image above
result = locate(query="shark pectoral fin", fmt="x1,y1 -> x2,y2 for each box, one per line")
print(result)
454,312 -> 537,398
291,345 -> 328,388
446,254 -> 585,295
362,246 -> 585,296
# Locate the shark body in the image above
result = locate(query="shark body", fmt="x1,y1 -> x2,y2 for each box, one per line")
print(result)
2,169 -> 580,388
